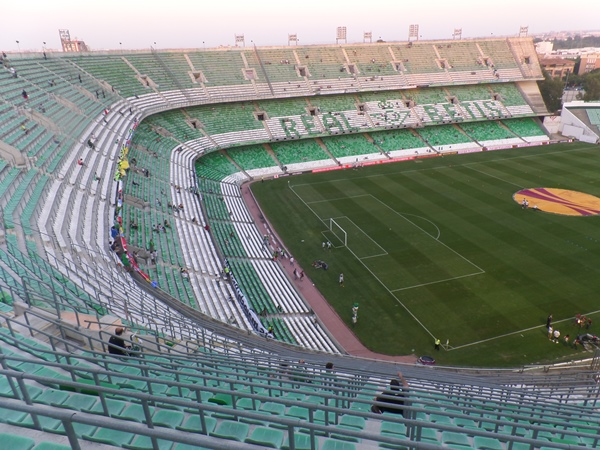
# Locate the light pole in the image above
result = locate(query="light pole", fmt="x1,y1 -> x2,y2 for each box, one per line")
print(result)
16,40 -> 21,55
119,42 -> 122,53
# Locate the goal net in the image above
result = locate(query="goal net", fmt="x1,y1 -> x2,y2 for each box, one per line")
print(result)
329,218 -> 348,247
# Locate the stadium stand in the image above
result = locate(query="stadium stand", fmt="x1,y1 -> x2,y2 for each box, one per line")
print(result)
0,37 -> 569,448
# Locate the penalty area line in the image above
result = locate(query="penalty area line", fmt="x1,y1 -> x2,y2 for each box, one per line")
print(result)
390,270 -> 485,293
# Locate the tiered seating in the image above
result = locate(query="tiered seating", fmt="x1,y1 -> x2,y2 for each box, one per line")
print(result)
477,40 -> 523,79
185,102 -> 261,136
447,85 -> 493,102
0,312 -> 599,450
257,97 -> 308,117
246,48 -> 300,83
502,117 -> 547,140
227,144 -> 277,171
459,121 -> 516,143
322,134 -> 378,159
309,94 -> 358,112
71,54 -> 145,97
369,129 -> 426,152
295,46 -> 352,79
346,45 -> 398,76
587,108 -> 600,126
436,41 -> 486,72
196,151 -> 240,179
408,87 -> 449,105
126,53 -> 195,91
271,140 -> 332,165
417,124 -> 472,147
492,83 -> 528,106
142,109 -> 203,142
391,42 -> 442,74
187,51 -> 249,86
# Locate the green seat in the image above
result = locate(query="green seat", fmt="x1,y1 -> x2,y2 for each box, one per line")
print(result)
260,401 -> 285,415
286,405 -> 309,420
245,426 -> 284,448
210,420 -> 249,442
172,444 -> 212,450
83,428 -> 135,446
442,431 -> 471,449
0,406 -> 27,424
0,375 -> 16,397
473,436 -> 504,450
151,409 -> 185,428
44,419 -> 97,439
123,436 -> 174,450
12,414 -> 62,432
321,439 -> 357,450
0,433 -> 35,450
52,392 -> 97,411
33,389 -> 70,406
339,415 -> 365,430
236,397 -> 261,410
82,397 -> 127,415
32,443 -> 71,450
208,392 -> 233,406
114,403 -> 155,422
282,433 -> 319,450
176,414 -> 217,434
381,421 -> 406,436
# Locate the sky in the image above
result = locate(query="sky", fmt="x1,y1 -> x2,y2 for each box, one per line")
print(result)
3,0 -> 599,52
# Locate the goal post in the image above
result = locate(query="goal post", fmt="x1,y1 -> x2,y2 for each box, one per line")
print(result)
329,218 -> 348,247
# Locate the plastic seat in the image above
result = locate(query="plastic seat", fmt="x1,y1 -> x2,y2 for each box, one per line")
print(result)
282,433 -> 319,450
339,415 -> 365,430
381,421 -> 406,436
245,426 -> 284,448
32,389 -> 70,406
52,392 -> 97,411
0,433 -> 35,450
210,420 -> 249,442
83,428 -> 136,446
82,397 -> 127,416
32,443 -> 71,450
473,436 -> 504,450
0,406 -> 27,424
113,403 -> 155,422
321,439 -> 357,450
176,414 -> 217,434
260,401 -> 285,415
151,409 -> 185,428
441,431 -> 471,449
123,436 -> 174,450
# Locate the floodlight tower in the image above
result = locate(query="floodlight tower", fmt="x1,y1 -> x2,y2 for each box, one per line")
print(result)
235,34 -> 245,47
288,34 -> 298,46
519,26 -> 529,37
336,27 -> 347,44
408,24 -> 419,42
363,32 -> 372,43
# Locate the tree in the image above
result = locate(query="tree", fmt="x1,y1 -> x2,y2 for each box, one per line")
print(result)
583,70 -> 600,101
537,69 -> 564,113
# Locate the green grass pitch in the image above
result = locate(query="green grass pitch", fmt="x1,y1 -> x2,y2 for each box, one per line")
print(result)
251,142 -> 600,368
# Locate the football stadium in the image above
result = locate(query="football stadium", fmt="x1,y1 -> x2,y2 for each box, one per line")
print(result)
1,27 -> 600,449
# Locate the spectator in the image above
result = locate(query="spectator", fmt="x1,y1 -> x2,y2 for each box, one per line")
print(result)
108,327 -> 130,356
371,371 -> 409,415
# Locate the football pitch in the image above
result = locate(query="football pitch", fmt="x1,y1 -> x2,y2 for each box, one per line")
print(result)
251,142 -> 600,367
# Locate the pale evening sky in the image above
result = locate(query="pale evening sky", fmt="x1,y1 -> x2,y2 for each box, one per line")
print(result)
3,0 -> 598,52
